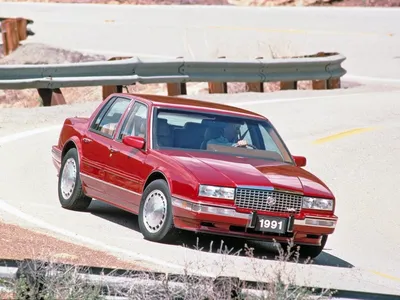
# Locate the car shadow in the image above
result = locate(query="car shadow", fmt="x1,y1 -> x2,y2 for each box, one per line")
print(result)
87,200 -> 141,232
87,200 -> 354,269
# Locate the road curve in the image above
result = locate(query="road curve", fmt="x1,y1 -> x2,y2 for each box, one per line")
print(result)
1,1 -> 400,296
1,3 -> 400,79
1,86 -> 400,295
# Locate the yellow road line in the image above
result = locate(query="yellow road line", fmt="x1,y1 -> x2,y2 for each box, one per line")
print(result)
370,270 -> 400,283
313,127 -> 375,145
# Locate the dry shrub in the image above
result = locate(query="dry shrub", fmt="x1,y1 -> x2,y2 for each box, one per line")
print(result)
5,238 -> 334,299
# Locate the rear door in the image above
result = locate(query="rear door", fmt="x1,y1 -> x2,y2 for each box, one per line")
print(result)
105,100 -> 150,213
80,96 -> 132,201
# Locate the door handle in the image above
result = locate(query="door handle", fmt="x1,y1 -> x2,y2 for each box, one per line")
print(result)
82,137 -> 92,143
109,147 -> 119,153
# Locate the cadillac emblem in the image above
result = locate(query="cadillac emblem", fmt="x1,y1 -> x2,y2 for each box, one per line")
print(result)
266,196 -> 276,206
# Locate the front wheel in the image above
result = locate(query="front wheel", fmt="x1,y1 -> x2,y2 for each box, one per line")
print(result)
58,148 -> 92,211
138,179 -> 178,243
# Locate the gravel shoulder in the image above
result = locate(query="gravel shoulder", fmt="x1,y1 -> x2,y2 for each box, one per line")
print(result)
0,221 -> 145,270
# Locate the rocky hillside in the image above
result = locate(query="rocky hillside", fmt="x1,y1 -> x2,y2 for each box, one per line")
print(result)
0,0 -> 399,6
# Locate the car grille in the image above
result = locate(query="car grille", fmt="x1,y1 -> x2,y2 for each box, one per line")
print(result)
235,188 -> 303,214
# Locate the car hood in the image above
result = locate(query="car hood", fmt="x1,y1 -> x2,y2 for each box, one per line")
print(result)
164,151 -> 334,198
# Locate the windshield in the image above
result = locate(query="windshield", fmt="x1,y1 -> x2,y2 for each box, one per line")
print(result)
152,107 -> 294,164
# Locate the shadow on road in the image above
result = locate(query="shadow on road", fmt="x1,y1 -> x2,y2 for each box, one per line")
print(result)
87,200 -> 141,231
87,200 -> 354,269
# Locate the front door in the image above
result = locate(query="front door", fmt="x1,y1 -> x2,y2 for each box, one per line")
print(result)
80,96 -> 132,202
105,100 -> 150,214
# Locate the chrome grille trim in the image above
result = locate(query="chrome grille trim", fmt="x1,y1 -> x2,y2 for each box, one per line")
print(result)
235,187 -> 303,214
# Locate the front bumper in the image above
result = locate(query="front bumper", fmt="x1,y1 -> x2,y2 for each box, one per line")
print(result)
171,196 -> 337,246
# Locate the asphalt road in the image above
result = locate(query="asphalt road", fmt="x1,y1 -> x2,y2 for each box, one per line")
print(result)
1,86 -> 400,295
1,3 -> 400,79
1,1 -> 400,296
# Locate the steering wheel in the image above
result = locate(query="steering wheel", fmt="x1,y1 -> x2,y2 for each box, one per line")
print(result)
233,143 -> 257,149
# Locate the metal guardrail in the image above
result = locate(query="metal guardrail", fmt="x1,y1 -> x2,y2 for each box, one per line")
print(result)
0,52 -> 346,106
0,53 -> 346,89
0,259 -> 399,300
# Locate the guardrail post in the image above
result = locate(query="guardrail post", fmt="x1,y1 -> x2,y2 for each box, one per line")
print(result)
312,78 -> 341,90
37,88 -> 66,106
102,56 -> 132,99
167,56 -> 187,96
103,84 -> 123,99
312,79 -> 327,90
328,77 -> 341,89
246,56 -> 264,92
16,17 -> 28,41
280,81 -> 297,90
1,18 -> 19,56
208,56 -> 228,94
167,82 -> 187,96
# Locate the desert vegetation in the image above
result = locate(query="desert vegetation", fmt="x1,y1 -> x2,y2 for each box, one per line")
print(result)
0,238 -> 335,300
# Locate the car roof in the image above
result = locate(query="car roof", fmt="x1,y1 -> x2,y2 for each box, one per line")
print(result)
114,93 -> 267,120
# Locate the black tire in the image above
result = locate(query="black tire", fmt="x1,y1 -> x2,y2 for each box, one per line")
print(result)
58,148 -> 92,211
280,235 -> 327,260
138,179 -> 178,243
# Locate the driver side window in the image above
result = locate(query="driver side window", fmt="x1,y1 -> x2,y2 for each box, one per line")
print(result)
238,123 -> 253,145
90,97 -> 131,138
259,124 -> 280,152
117,101 -> 148,141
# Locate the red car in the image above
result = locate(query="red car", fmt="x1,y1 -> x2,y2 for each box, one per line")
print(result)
51,93 -> 337,259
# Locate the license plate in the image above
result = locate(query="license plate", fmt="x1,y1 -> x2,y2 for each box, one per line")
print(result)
254,215 -> 288,234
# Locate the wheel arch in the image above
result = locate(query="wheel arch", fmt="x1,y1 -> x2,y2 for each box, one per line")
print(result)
61,137 -> 83,163
143,170 -> 172,194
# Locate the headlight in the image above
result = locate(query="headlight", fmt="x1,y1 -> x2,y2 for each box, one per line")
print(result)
198,185 -> 235,200
302,197 -> 334,211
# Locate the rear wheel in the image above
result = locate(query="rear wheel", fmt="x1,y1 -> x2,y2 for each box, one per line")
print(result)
138,179 -> 178,243
58,148 -> 92,211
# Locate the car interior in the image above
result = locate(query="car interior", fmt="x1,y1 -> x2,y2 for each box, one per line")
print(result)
90,102 -> 285,162
152,114 -> 286,162
98,112 -> 123,137
156,118 -> 221,150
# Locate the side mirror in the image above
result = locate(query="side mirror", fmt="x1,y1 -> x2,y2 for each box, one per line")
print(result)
293,155 -> 306,167
122,136 -> 145,149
